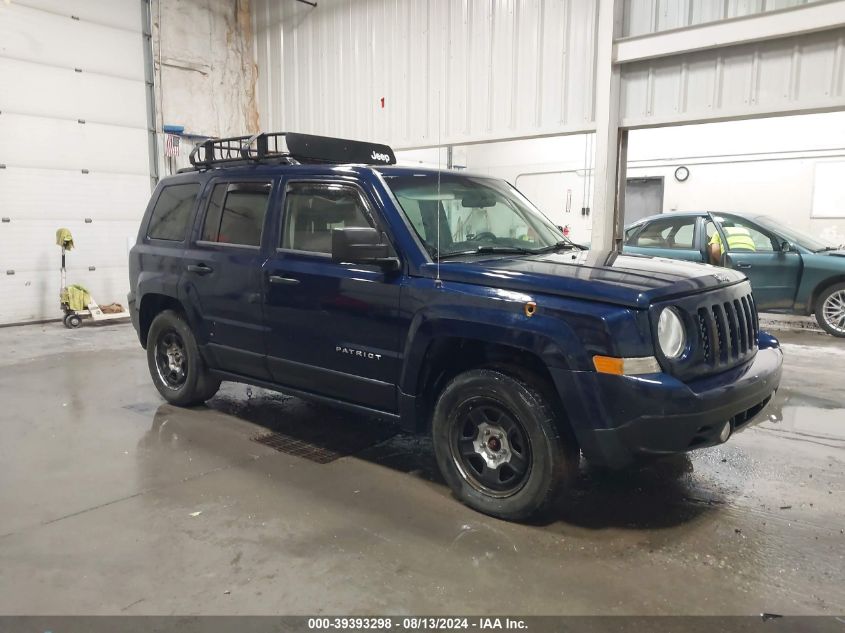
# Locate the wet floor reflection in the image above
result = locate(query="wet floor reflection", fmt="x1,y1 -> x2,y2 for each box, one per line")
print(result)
137,382 -> 737,531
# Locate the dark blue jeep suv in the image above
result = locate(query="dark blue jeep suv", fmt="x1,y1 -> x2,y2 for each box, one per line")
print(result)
129,132 -> 783,521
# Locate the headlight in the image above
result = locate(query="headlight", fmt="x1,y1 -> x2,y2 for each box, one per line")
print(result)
657,307 -> 686,359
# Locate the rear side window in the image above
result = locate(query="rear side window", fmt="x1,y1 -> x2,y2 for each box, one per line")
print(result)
630,216 -> 696,249
624,225 -> 641,243
200,181 -> 272,247
147,183 -> 200,241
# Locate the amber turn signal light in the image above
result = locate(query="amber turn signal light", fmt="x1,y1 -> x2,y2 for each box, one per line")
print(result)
593,355 -> 662,376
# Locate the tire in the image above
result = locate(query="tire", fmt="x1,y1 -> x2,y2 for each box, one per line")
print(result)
146,309 -> 221,406
814,282 -> 845,338
64,314 -> 82,329
431,369 -> 578,521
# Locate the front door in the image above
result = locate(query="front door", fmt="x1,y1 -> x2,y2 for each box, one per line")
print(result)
262,179 -> 404,412
182,178 -> 275,379
707,216 -> 802,311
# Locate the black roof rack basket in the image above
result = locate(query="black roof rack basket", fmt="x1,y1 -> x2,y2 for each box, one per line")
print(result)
188,132 -> 396,169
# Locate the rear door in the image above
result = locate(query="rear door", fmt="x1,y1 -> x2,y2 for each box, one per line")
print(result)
181,177 -> 275,379
261,178 -> 404,412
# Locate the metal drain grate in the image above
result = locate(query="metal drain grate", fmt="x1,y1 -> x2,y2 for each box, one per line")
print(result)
251,431 -> 348,464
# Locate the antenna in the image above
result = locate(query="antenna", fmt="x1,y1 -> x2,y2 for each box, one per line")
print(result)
435,89 -> 442,288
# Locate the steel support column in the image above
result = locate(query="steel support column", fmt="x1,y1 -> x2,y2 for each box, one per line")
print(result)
590,0 -> 626,251
141,0 -> 159,190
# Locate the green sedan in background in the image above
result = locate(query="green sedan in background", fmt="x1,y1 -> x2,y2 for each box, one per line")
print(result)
624,211 -> 845,337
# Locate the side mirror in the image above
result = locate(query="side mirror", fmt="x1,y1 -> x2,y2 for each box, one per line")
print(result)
332,227 -> 399,271
780,240 -> 794,253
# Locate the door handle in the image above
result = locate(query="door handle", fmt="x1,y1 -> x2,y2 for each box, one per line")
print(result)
186,264 -> 213,275
735,262 -> 752,269
268,275 -> 300,286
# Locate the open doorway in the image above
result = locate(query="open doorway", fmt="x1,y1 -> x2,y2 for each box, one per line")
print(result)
625,177 -> 664,225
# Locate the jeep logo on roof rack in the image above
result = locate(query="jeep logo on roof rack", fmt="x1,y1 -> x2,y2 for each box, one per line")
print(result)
188,132 -> 397,169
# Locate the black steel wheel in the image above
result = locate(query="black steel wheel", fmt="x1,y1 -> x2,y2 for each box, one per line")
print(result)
432,369 -> 578,521
146,309 -> 221,406
450,397 -> 532,497
64,314 -> 82,329
154,330 -> 188,389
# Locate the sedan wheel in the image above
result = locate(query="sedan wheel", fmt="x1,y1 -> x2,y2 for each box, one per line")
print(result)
816,283 -> 845,338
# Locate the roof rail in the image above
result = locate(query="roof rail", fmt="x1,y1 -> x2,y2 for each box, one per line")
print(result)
187,132 -> 396,169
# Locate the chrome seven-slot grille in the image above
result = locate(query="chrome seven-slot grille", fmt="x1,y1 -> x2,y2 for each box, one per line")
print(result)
696,293 -> 758,367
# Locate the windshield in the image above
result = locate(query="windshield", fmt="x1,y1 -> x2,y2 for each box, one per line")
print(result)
383,173 -> 567,258
754,216 -> 840,252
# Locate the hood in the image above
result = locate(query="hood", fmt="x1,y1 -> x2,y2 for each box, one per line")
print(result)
423,250 -> 747,309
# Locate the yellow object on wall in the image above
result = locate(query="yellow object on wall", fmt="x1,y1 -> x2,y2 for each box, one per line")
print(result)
55,228 -> 75,250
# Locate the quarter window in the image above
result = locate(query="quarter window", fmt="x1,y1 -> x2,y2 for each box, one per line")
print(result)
147,183 -> 200,241
624,225 -> 641,243
200,181 -> 272,247
281,183 -> 373,254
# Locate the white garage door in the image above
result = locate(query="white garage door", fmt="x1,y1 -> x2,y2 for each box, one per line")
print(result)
0,0 -> 152,325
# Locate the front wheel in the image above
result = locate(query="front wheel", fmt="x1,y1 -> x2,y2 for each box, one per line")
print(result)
146,310 -> 221,406
431,369 -> 578,521
815,283 -> 845,338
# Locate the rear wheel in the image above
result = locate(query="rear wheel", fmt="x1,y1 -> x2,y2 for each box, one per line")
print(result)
147,310 -> 221,406
815,283 -> 845,338
432,369 -> 578,521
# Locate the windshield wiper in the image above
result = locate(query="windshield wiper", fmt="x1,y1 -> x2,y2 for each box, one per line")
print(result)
534,240 -> 578,253
437,245 -> 537,260
815,246 -> 842,253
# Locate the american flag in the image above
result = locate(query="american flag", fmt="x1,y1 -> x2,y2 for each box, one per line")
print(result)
164,133 -> 181,157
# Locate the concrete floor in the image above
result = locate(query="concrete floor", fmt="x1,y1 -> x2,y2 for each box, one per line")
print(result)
0,321 -> 843,616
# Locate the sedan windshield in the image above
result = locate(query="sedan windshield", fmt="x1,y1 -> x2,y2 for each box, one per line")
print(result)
754,216 -> 841,252
383,173 -> 571,259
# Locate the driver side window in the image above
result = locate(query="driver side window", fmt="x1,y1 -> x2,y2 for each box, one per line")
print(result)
712,217 -> 777,252
631,216 -> 695,249
280,182 -> 373,255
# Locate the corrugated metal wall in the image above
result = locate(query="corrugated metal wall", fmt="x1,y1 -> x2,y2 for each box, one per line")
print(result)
253,0 -> 845,148
620,0 -> 845,127
252,0 -> 600,148
621,0 -> 826,37
620,28 -> 845,127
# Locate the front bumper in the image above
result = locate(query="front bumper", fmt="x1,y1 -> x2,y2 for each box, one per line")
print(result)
551,343 -> 783,468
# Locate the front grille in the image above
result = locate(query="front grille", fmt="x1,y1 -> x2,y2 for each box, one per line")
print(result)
655,282 -> 758,381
